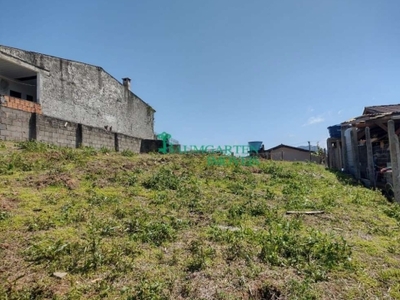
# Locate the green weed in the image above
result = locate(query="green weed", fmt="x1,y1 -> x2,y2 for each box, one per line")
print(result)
16,140 -> 53,152
259,222 -> 352,281
127,219 -> 177,246
121,149 -> 136,157
384,203 -> 400,223
0,210 -> 10,221
100,147 -> 111,154
186,240 -> 216,272
128,278 -> 169,300
143,167 -> 181,190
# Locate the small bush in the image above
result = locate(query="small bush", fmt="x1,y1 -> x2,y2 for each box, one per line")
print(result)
0,210 -> 10,221
25,216 -> 56,231
384,203 -> 400,223
121,149 -> 135,157
100,147 -> 111,154
127,219 -> 177,246
259,222 -> 351,281
142,167 -> 181,190
16,140 -> 53,152
186,240 -> 216,272
128,279 -> 168,300
80,146 -> 98,156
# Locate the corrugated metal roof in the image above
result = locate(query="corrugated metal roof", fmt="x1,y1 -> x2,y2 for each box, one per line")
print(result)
342,111 -> 400,126
363,104 -> 400,114
265,144 -> 315,153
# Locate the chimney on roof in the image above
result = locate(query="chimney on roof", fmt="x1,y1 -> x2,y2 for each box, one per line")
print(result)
122,78 -> 131,90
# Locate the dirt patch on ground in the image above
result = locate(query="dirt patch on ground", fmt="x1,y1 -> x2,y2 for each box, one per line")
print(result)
25,173 -> 79,190
0,195 -> 19,211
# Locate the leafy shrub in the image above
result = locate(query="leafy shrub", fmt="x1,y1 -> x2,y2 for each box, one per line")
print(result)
25,216 -> 56,231
127,219 -> 177,246
259,222 -> 351,280
121,149 -> 135,157
186,240 -> 216,272
0,153 -> 50,174
142,167 -> 180,190
80,146 -> 98,156
384,203 -> 400,223
0,210 -> 10,221
16,140 -> 53,152
100,147 -> 111,154
128,279 -> 168,300
87,192 -> 120,207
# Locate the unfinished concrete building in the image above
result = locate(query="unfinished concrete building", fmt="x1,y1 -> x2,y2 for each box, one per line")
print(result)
0,45 -> 157,151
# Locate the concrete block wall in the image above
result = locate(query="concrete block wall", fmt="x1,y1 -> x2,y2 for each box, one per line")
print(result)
0,45 -> 155,140
117,133 -> 141,153
81,125 -> 115,150
0,106 -> 32,141
0,103 -> 159,153
36,115 -> 78,148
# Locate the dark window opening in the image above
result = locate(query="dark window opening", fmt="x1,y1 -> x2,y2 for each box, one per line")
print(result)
10,90 -> 22,98
26,95 -> 33,101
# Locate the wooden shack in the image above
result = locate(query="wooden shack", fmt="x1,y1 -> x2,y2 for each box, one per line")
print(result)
328,104 -> 400,203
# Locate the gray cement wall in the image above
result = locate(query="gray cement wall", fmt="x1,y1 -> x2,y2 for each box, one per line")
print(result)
0,45 -> 155,139
117,133 -> 141,153
36,115 -> 78,148
0,106 -> 32,141
81,125 -> 115,150
0,105 -> 158,153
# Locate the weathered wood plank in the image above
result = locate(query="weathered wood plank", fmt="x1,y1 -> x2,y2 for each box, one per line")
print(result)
377,122 -> 388,132
341,126 -> 348,171
388,120 -> 400,203
286,211 -> 324,215
351,127 -> 361,180
365,127 -> 376,188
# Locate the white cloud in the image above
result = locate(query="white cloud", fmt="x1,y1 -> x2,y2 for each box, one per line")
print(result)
303,116 -> 324,126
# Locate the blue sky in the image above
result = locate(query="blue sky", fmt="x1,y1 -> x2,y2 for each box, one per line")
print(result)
1,0 -> 400,149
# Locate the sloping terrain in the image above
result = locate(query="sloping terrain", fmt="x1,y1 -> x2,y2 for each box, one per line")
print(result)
0,141 -> 399,299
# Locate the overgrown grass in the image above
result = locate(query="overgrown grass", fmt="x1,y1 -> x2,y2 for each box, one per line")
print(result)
0,141 -> 399,299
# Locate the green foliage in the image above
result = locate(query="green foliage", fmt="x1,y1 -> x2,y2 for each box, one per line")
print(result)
286,279 -> 318,299
100,146 -> 111,154
128,279 -> 169,300
121,149 -> 136,157
384,203 -> 400,223
25,215 -> 56,231
126,219 -> 177,246
259,221 -> 351,281
0,152 -> 50,174
143,167 -> 181,190
0,141 -> 397,299
260,162 -> 294,179
0,210 -> 10,221
186,240 -> 216,272
16,140 -> 53,152
80,146 -> 98,156
87,191 -> 120,207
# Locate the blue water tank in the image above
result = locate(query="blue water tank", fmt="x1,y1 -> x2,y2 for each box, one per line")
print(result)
248,141 -> 263,152
327,125 -> 341,139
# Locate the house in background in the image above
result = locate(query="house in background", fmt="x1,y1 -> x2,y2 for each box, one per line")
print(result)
327,104 -> 400,202
265,144 -> 319,162
0,44 -> 155,140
